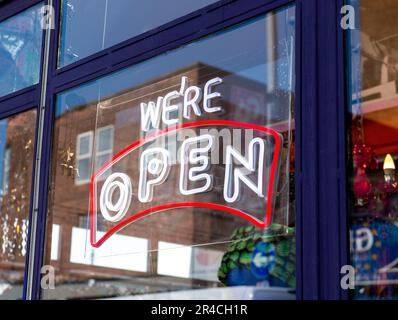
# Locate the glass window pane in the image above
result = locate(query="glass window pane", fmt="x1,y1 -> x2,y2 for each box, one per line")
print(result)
95,154 -> 112,180
97,127 -> 113,152
347,0 -> 398,299
76,158 -> 90,183
45,6 -> 296,300
77,134 -> 91,156
58,0 -> 219,67
0,3 -> 43,97
0,109 -> 37,299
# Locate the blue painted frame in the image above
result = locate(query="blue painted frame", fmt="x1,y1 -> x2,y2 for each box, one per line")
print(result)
0,0 -> 349,300
296,0 -> 348,300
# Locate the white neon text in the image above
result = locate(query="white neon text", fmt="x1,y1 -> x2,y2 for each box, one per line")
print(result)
140,77 -> 223,132
224,138 -> 265,203
179,134 -> 214,195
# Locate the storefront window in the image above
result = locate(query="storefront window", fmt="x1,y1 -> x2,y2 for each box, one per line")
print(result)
0,109 -> 37,299
45,6 -> 296,300
58,0 -> 219,67
348,0 -> 398,299
0,3 -> 43,97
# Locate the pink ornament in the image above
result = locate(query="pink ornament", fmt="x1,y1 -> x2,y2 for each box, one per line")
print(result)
354,168 -> 371,198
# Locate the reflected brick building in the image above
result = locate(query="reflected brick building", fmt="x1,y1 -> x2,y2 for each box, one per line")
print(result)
41,62 -> 294,297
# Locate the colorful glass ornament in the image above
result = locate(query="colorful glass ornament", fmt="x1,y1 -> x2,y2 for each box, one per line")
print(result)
218,224 -> 295,289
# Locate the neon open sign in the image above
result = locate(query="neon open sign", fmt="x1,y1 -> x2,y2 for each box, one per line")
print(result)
90,76 -> 283,247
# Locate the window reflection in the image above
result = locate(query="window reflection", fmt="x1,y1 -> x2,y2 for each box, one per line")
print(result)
348,0 -> 398,300
157,242 -> 223,281
0,3 -> 43,97
0,109 -> 37,299
69,227 -> 148,272
74,126 -> 113,184
46,8 -> 296,300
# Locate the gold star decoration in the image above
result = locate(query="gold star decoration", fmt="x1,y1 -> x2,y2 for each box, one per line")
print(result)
59,146 -> 79,178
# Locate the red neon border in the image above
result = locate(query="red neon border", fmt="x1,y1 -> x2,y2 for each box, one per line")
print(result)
90,120 -> 282,247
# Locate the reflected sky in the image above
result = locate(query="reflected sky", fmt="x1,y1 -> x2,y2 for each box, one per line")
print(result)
59,0 -> 220,67
0,3 -> 43,97
56,6 -> 295,117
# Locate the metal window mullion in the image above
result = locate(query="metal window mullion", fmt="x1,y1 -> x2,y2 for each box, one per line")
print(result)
25,0 -> 54,300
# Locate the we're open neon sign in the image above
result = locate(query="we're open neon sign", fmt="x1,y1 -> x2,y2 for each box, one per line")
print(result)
90,76 -> 282,247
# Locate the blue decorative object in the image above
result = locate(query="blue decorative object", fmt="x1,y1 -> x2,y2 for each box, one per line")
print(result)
251,242 -> 276,279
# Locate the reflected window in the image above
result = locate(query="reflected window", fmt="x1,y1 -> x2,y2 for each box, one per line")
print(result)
0,109 -> 37,299
0,3 -> 43,97
50,224 -> 61,261
76,131 -> 93,184
95,126 -> 114,173
58,0 -> 219,67
75,126 -> 113,184
157,241 -> 223,281
69,227 -> 148,272
1,148 -> 11,195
